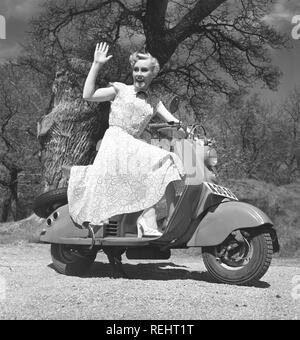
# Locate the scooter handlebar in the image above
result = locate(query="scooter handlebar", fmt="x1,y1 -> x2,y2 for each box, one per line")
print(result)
148,122 -> 181,129
148,122 -> 211,143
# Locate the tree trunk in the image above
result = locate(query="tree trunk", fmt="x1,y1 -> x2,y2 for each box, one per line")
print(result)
37,59 -> 110,191
0,165 -> 22,222
1,196 -> 11,222
143,0 -> 227,67
10,168 -> 20,220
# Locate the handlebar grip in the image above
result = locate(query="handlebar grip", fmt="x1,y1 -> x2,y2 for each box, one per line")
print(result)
148,122 -> 180,128
148,123 -> 169,128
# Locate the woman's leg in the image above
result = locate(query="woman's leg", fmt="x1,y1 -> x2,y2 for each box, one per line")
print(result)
140,181 -> 176,228
137,181 -> 177,236
142,182 -> 176,226
137,206 -> 162,237
139,207 -> 158,229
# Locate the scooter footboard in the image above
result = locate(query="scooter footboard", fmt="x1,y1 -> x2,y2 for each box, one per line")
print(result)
187,201 -> 274,247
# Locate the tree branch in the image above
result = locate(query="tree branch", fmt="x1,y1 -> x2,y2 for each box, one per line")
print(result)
144,0 -> 169,31
0,179 -> 9,188
170,0 -> 227,42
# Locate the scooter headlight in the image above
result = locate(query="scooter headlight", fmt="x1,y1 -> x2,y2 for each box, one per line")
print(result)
205,148 -> 218,167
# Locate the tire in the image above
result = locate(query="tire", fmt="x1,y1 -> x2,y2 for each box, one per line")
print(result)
202,229 -> 273,286
51,244 -> 97,276
33,188 -> 68,218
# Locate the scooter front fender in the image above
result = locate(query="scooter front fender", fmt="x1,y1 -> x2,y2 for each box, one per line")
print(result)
187,201 -> 273,247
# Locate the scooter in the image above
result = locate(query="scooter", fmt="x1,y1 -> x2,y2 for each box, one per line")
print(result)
35,105 -> 279,285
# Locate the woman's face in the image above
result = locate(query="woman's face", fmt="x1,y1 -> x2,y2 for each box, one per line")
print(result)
132,59 -> 155,91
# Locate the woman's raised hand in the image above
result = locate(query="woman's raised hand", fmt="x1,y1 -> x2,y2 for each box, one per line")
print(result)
94,42 -> 113,65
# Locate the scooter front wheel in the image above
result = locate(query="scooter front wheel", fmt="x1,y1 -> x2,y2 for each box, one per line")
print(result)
202,229 -> 273,286
51,244 -> 97,276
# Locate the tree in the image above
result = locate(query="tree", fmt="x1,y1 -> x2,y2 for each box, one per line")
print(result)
204,93 -> 271,179
11,0 -> 287,192
279,86 -> 300,183
203,87 -> 300,185
0,64 -> 47,221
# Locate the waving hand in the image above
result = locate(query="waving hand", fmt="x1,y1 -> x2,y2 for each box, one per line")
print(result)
94,42 -> 113,65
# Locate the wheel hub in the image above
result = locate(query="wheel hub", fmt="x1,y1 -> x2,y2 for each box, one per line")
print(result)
59,245 -> 92,262
216,234 -> 252,268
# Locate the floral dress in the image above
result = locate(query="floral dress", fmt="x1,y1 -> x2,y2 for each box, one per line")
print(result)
67,82 -> 185,225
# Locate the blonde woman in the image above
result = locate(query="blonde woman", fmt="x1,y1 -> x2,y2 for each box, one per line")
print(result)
67,42 -> 185,237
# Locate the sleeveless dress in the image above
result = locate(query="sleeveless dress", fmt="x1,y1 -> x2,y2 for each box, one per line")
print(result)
67,82 -> 185,226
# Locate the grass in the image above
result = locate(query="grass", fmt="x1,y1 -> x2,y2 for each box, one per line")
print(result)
0,214 -> 44,244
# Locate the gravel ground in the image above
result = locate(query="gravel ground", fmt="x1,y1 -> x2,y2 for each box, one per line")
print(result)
0,242 -> 299,320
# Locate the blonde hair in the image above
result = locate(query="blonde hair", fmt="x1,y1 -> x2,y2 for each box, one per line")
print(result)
129,52 -> 160,77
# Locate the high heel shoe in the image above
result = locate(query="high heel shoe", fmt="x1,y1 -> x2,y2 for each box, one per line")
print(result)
137,216 -> 162,238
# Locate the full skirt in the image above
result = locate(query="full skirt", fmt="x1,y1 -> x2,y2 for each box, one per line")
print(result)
67,126 -> 185,225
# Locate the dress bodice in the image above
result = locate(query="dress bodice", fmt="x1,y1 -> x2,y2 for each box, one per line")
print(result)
109,82 -> 159,137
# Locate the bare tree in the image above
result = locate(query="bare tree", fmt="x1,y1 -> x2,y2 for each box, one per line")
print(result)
0,64 -> 46,221
280,86 -> 300,182
12,0 -> 287,191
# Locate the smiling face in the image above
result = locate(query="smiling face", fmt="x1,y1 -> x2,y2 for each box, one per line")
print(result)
132,59 -> 155,92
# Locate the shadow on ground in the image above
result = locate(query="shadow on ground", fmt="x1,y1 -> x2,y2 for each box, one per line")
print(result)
49,260 -> 270,288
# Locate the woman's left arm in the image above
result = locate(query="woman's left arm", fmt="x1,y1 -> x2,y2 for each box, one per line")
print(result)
155,100 -> 180,123
155,100 -> 193,137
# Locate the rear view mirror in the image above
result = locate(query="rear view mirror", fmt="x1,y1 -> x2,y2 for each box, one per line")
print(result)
169,96 -> 180,114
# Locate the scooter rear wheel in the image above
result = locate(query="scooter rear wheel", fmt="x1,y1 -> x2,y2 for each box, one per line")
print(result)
202,229 -> 273,286
51,244 -> 97,276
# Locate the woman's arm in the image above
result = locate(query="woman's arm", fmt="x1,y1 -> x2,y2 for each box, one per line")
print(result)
83,42 -> 116,102
156,100 -> 192,136
155,100 -> 180,123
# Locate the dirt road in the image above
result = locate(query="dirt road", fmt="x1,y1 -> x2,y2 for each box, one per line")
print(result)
0,242 -> 299,320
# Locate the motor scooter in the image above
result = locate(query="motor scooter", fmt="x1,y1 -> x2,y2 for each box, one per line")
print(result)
35,101 -> 279,285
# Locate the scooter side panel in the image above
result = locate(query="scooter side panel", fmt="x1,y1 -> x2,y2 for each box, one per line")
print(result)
40,205 -> 89,243
153,185 -> 202,243
187,201 -> 273,247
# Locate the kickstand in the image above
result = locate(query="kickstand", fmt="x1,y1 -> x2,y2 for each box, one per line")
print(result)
114,256 -> 129,279
103,248 -> 128,279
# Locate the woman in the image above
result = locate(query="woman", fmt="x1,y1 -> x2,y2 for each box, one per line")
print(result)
67,42 -> 185,237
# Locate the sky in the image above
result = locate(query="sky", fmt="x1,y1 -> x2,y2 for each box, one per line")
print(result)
0,0 -> 300,104
261,0 -> 300,104
0,0 -> 45,59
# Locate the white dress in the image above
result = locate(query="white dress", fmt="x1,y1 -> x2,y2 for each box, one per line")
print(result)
67,82 -> 185,225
